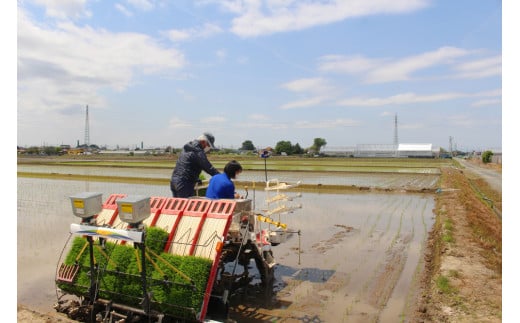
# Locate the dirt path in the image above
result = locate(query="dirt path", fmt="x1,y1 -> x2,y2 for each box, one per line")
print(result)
456,157 -> 501,193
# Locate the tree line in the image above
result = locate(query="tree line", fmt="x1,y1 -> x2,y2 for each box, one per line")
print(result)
17,138 -> 328,156
240,138 -> 327,155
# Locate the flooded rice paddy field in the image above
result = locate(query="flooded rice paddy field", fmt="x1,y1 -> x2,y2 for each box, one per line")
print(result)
17,164 -> 439,190
17,168 -> 437,322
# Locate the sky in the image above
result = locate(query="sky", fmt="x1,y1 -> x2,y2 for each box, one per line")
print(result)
7,2 -> 517,320
15,0 -> 504,152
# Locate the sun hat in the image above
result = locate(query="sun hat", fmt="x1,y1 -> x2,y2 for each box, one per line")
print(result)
198,132 -> 215,149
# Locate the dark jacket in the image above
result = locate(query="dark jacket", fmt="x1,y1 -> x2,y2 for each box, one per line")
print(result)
170,140 -> 219,195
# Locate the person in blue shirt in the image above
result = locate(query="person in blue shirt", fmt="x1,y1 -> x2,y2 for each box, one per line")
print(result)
206,160 -> 243,199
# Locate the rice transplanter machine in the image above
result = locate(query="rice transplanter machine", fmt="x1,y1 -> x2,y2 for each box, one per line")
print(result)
54,179 -> 302,322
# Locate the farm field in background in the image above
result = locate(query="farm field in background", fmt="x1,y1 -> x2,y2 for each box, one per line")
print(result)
18,155 -> 452,172
18,156 -> 448,193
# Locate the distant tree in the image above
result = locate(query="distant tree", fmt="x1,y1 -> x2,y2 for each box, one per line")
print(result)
275,141 -> 292,155
26,146 -> 40,155
43,146 -> 59,155
482,150 -> 493,163
241,140 -> 256,151
310,138 -> 327,153
293,143 -> 304,155
216,148 -> 237,154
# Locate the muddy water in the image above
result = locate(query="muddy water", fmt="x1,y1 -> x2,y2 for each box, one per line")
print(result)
237,193 -> 435,322
17,164 -> 439,190
17,173 -> 436,322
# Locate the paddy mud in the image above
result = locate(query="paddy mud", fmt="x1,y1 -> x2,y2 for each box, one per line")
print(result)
17,171 -> 436,322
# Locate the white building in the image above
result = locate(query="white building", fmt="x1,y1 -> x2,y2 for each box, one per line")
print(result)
321,143 -> 436,158
397,143 -> 435,158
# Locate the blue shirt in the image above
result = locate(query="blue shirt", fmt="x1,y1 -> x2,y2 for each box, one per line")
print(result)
205,173 -> 235,199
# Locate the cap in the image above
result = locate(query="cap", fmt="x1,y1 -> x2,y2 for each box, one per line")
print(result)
198,132 -> 215,149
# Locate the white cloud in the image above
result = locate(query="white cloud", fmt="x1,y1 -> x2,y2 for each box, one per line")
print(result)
169,117 -> 192,128
201,116 -> 227,123
281,49 -> 501,111
279,96 -> 327,110
222,0 -> 430,37
279,77 -> 336,109
453,55 -> 502,79
115,3 -> 133,17
318,54 -> 381,74
281,77 -> 330,92
126,0 -> 154,11
318,47 -> 501,84
249,114 -> 270,120
280,81 -> 501,111
165,23 -> 223,42
365,47 -> 469,83
471,99 -> 501,107
318,47 -> 470,83
31,0 -> 90,20
167,30 -> 191,42
18,7 -> 186,115
338,91 -> 469,107
294,118 -> 360,129
478,89 -> 502,97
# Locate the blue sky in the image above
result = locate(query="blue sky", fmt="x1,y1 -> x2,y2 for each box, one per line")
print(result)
16,0 -> 504,152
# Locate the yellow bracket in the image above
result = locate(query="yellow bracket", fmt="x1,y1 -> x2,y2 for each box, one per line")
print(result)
256,215 -> 287,229
146,247 -> 194,285
94,244 -> 117,268
76,240 -> 90,263
134,248 -> 142,273
144,251 -> 165,277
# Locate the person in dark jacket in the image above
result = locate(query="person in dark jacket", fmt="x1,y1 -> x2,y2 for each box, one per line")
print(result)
205,160 -> 243,199
170,133 -> 220,197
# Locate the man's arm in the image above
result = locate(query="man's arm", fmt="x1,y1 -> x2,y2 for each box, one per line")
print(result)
196,151 -> 220,176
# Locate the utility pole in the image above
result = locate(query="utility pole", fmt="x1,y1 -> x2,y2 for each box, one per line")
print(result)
393,114 -> 399,157
84,105 -> 90,151
449,136 -> 453,157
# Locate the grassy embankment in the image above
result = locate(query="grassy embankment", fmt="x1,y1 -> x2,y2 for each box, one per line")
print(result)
416,162 -> 502,321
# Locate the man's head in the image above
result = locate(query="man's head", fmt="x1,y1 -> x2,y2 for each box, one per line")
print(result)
198,133 -> 216,152
224,160 -> 242,179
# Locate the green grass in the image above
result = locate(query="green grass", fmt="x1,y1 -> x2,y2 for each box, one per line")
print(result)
436,275 -> 455,294
442,219 -> 455,243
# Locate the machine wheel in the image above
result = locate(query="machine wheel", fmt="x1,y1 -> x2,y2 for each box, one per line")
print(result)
254,250 -> 274,287
206,295 -> 229,322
